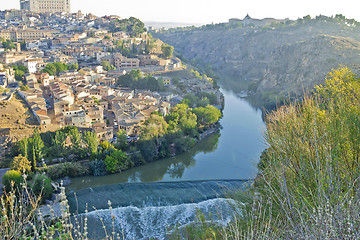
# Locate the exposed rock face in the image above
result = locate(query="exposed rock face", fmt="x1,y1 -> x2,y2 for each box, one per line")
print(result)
157,19 -> 360,103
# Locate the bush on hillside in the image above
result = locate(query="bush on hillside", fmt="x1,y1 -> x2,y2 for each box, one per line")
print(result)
2,170 -> 24,193
30,174 -> 53,202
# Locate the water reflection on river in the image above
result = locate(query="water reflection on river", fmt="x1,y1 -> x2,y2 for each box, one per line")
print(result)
67,89 -> 267,192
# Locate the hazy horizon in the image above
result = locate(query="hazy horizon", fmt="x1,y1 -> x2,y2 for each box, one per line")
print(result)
1,0 -> 360,25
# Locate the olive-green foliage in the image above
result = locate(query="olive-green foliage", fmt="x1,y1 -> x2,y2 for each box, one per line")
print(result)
111,17 -> 146,37
12,65 -> 28,81
182,92 -> 219,108
193,105 -> 222,127
165,103 -> 197,136
46,162 -> 90,180
10,154 -> 31,173
1,39 -> 15,50
83,131 -> 98,156
161,44 -> 174,58
2,170 -> 23,193
42,62 -> 78,76
117,70 -> 164,91
104,150 -> 129,173
30,174 -> 53,202
19,83 -> 29,90
115,130 -> 128,151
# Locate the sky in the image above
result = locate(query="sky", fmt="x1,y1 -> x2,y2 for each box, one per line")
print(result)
2,0 -> 360,24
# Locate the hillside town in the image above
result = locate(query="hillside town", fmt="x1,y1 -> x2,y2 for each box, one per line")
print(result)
0,8 -> 222,147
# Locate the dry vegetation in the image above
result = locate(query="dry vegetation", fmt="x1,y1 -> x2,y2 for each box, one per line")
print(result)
0,94 -> 58,163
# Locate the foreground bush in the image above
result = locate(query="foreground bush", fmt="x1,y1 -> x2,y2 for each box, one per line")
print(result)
2,170 -> 23,192
0,178 -> 123,239
29,174 -> 54,202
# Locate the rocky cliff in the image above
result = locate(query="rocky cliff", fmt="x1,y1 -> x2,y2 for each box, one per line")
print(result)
157,17 -> 360,104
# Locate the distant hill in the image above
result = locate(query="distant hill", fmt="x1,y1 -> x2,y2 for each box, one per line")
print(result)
144,21 -> 202,30
156,15 -> 360,105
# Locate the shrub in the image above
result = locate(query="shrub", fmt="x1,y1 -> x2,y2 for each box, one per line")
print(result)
30,174 -> 53,202
90,159 -> 107,176
10,154 -> 31,173
46,162 -> 90,180
2,170 -> 24,192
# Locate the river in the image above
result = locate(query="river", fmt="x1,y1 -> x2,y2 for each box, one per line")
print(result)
66,88 -> 267,239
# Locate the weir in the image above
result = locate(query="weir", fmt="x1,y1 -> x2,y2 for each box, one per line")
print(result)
67,179 -> 249,213
67,180 -> 249,239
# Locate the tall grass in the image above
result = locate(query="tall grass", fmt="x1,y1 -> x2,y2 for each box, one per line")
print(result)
0,178 -> 124,239
218,67 -> 360,239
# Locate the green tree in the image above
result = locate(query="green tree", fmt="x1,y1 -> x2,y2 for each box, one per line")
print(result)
1,39 -> 15,50
161,44 -> 174,58
69,127 -> 82,149
51,130 -> 67,157
99,141 -> 113,151
15,70 -> 25,81
115,130 -> 128,151
69,63 -> 79,70
104,150 -> 128,173
16,138 -> 28,158
193,105 -> 222,126
83,131 -> 98,156
197,97 -> 210,108
10,155 -> 31,173
32,129 -> 44,163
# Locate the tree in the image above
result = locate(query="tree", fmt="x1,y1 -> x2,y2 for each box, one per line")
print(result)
101,61 -> 115,71
32,129 -> 44,163
83,131 -> 98,156
104,150 -> 128,173
165,103 -> 198,136
115,130 -> 128,151
17,138 -> 28,158
11,155 -> 31,173
15,70 -> 25,81
69,127 -> 82,149
1,39 -> 15,50
99,141 -> 113,151
51,130 -> 67,157
142,114 -> 168,141
193,105 -> 222,126
161,44 -> 174,58
69,63 -> 79,70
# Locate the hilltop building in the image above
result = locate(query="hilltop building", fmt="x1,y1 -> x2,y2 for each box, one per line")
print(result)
20,0 -> 70,13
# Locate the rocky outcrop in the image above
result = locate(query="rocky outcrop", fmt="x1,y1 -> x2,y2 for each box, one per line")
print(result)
157,19 -> 360,104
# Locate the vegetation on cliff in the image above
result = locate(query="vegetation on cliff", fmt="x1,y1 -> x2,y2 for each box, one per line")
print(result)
157,15 -> 360,106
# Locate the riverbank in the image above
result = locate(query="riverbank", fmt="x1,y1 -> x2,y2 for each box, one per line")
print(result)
49,124 -> 222,187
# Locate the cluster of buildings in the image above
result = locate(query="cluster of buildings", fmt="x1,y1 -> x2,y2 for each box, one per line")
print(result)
0,4 -> 220,142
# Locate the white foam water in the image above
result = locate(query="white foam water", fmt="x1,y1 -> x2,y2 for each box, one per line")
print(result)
83,198 -> 239,240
